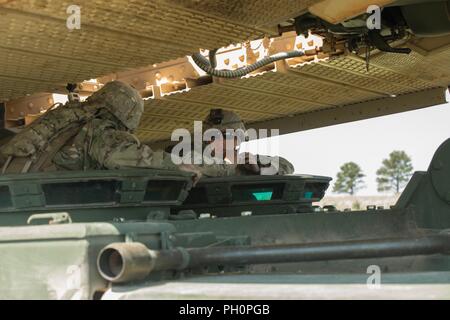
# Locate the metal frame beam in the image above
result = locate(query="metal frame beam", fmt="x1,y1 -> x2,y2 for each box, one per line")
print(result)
250,87 -> 448,135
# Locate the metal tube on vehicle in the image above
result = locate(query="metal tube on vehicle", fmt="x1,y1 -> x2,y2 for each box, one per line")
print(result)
97,242 -> 187,283
97,234 -> 450,283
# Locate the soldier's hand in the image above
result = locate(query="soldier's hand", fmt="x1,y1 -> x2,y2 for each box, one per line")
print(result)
240,153 -> 260,174
179,164 -> 203,186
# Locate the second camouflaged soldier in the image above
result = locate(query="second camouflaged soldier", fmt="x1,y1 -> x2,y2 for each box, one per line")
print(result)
202,108 -> 295,176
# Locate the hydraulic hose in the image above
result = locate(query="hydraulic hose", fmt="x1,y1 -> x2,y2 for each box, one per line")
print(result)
191,50 -> 306,79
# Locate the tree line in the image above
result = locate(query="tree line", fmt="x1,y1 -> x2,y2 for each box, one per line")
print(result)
333,151 -> 414,195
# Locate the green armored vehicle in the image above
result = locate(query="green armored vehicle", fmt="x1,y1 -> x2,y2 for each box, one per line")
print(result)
0,139 -> 449,299
1,0 -> 450,300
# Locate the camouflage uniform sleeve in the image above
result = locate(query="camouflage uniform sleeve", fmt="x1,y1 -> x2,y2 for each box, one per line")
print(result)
196,163 -> 238,177
89,122 -> 179,170
256,155 -> 295,175
182,151 -> 238,177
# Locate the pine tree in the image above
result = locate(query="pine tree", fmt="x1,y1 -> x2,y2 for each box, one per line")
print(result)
376,151 -> 413,194
333,162 -> 365,195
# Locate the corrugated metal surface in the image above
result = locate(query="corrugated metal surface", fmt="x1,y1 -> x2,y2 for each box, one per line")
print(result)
0,0 -> 321,100
0,0 -> 449,142
137,51 -> 448,142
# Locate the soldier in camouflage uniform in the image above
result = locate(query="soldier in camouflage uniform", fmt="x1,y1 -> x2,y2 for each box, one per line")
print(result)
200,108 -> 295,176
0,81 -> 190,175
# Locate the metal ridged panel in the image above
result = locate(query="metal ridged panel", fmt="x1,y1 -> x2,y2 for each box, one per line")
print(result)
370,47 -> 450,87
295,56 -> 437,96
0,46 -> 113,84
168,83 -> 325,116
0,0 -> 284,101
147,91 -> 281,120
135,49 -> 446,143
0,80 -> 53,106
1,0 -> 266,46
230,71 -> 381,105
0,8 -> 191,69
326,56 -> 435,91
169,0 -> 321,27
0,0 -> 267,65
1,0 -> 449,142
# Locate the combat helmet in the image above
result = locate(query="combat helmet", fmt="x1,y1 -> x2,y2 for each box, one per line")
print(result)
204,109 -> 246,132
88,81 -> 144,131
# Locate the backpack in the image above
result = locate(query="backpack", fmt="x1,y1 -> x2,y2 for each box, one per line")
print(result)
1,102 -> 101,174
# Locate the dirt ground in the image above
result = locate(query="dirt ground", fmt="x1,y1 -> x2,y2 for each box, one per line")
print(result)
317,195 -> 400,211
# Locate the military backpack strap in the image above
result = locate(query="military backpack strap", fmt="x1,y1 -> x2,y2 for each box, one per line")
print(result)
1,156 -> 13,174
29,125 -> 82,172
1,155 -> 34,174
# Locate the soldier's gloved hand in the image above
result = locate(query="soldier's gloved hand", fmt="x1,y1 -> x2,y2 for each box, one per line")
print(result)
179,164 -> 203,186
240,152 -> 260,174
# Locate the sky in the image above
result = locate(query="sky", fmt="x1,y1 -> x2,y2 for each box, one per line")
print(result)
243,91 -> 450,195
